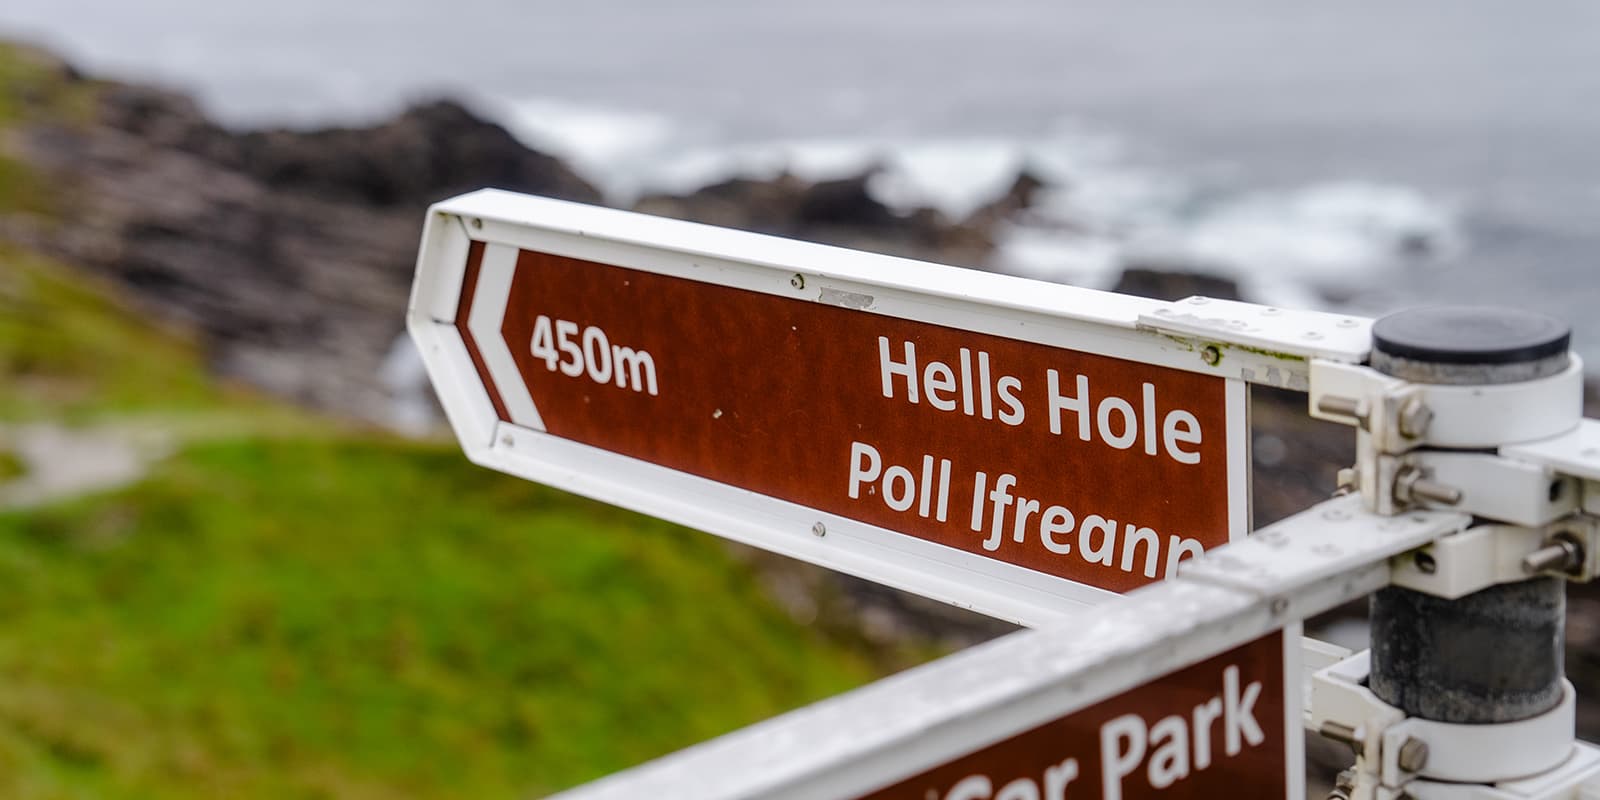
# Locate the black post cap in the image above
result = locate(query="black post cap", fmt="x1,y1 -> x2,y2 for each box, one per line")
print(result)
1372,306 -> 1570,365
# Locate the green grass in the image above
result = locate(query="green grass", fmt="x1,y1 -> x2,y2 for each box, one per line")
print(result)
0,436 -> 880,799
0,153 -> 55,217
0,246 -> 225,421
0,41 -> 98,128
0,445 -> 23,481
0,40 -> 99,218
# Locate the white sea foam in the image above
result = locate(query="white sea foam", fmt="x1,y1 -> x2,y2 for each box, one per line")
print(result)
1122,181 -> 1463,296
495,97 -> 686,200
495,98 -> 1463,307
991,226 -> 1123,288
870,139 -> 1025,219
640,139 -> 881,199
379,334 -> 437,436
636,137 -> 1029,219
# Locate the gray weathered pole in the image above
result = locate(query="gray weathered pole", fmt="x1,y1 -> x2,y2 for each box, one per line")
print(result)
1367,306 -> 1570,722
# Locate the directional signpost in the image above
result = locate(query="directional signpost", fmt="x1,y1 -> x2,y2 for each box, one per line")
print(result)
409,190 -> 1272,623
408,190 -> 1600,799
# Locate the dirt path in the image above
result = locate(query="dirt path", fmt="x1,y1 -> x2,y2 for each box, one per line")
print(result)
0,422 -> 174,510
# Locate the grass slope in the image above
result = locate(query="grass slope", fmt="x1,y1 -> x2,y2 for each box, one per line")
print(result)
0,246 -> 220,421
0,41 -> 96,217
0,436 -> 878,799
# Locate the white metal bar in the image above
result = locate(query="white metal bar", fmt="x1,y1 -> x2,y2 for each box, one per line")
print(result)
1138,296 -> 1375,366
1503,418 -> 1600,483
547,498 -> 1465,800
1177,494 -> 1470,600
434,189 -> 1164,330
405,315 -> 498,453
407,209 -> 472,323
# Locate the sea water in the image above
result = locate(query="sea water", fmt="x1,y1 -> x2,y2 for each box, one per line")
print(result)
4,0 -> 1598,357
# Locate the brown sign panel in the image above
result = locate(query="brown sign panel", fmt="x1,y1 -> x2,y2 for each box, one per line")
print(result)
458,244 -> 1242,594
857,631 -> 1290,800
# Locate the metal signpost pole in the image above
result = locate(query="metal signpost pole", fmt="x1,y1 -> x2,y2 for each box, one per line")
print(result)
1307,310 -> 1600,799
1368,309 -> 1570,726
406,191 -> 1600,799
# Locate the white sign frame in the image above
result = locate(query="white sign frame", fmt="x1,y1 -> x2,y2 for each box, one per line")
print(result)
408,190 -> 1258,625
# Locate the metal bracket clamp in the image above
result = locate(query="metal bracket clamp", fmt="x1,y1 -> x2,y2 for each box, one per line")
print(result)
1526,515 -> 1600,582
1310,359 -> 1585,453
1388,514 -> 1600,598
1379,682 -> 1576,786
1313,651 -> 1579,797
1395,744 -> 1600,800
1504,420 -> 1600,518
1390,525 -> 1552,600
1311,650 -> 1409,797
1350,435 -> 1480,518
1363,449 -> 1581,526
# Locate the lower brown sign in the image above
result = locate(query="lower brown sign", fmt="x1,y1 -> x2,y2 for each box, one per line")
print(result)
857,631 -> 1291,800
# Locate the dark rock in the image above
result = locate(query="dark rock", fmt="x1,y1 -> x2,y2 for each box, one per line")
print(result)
795,172 -> 899,228
1111,266 -> 1244,302
636,168 -> 994,266
0,48 -> 614,419
229,98 -> 602,207
634,173 -> 809,233
964,168 -> 1048,228
96,83 -> 232,158
88,86 -> 602,209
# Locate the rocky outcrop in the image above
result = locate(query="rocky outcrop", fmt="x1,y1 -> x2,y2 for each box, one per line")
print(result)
227,99 -> 602,208
11,70 -> 602,415
1111,265 -> 1244,302
91,85 -> 602,208
634,167 -> 995,266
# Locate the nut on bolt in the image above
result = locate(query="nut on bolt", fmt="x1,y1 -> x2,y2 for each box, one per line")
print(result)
1317,721 -> 1363,756
1326,767 -> 1357,800
1334,466 -> 1359,496
1397,736 -> 1429,773
1316,395 -> 1362,419
1397,398 -> 1433,439
1522,534 -> 1583,576
1393,465 -> 1462,506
